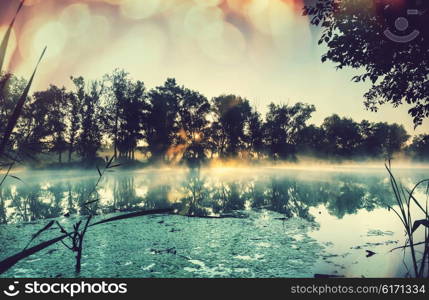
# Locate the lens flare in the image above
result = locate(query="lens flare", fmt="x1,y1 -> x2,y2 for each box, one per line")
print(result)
18,17 -> 68,65
247,0 -> 294,36
199,23 -> 247,65
184,5 -> 224,38
120,0 -> 161,20
192,0 -> 223,7
33,21 -> 67,59
87,23 -> 167,80
60,3 -> 91,38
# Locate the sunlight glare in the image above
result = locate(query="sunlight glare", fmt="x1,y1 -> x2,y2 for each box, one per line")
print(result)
198,23 -> 247,65
184,5 -> 224,39
33,21 -> 68,59
248,0 -> 295,36
60,4 -> 91,38
91,23 -> 167,79
192,0 -> 223,7
120,0 -> 161,20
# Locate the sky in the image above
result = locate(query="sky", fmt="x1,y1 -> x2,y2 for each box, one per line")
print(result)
0,0 -> 427,136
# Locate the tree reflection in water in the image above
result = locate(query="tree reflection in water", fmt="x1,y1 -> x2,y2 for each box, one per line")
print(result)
0,169 -> 399,224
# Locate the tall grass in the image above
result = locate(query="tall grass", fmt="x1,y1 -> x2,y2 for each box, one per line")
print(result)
0,1 -> 24,73
386,162 -> 429,278
0,155 -> 174,275
0,0 -> 46,174
0,2 -> 175,276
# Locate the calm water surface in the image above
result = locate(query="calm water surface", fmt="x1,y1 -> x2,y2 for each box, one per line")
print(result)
0,166 -> 427,277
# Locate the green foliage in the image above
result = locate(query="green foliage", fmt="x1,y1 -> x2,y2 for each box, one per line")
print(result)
248,111 -> 265,159
104,69 -> 147,160
22,85 -> 68,160
264,102 -> 315,160
385,163 -> 429,277
211,95 -> 252,157
304,0 -> 429,127
0,47 -> 46,158
145,78 -> 182,162
75,78 -> 105,163
407,134 -> 429,161
321,114 -> 361,157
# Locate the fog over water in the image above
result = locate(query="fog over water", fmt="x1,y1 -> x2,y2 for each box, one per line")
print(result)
0,163 -> 427,277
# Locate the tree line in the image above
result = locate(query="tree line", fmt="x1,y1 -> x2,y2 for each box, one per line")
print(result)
1,69 -> 428,166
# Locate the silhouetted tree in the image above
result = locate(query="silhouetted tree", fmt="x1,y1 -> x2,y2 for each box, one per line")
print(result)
18,85 -> 68,158
211,95 -> 252,158
76,78 -> 105,163
145,78 -> 181,162
0,74 -> 26,135
1,69 -> 419,165
359,121 -> 409,159
176,88 -> 211,165
305,0 -> 429,126
47,87 -> 68,163
207,119 -> 227,159
296,124 -> 325,156
1,74 -> 31,156
30,85 -> 68,162
117,80 -> 146,160
66,80 -> 84,163
408,134 -> 429,161
321,114 -> 362,158
104,69 -> 128,159
383,123 -> 410,160
264,102 -> 315,160
247,110 -> 265,159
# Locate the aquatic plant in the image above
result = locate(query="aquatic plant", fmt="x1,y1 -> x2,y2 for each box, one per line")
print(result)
0,153 -> 175,275
0,206 -> 173,275
386,162 -> 429,278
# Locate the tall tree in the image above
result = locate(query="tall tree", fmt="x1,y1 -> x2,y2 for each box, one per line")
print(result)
116,80 -> 146,159
359,121 -> 409,159
383,123 -> 409,160
321,114 -> 362,158
104,69 -> 128,159
176,88 -> 211,164
0,74 -> 27,155
76,78 -> 105,163
408,134 -> 429,161
305,0 -> 429,126
66,79 -> 84,163
296,124 -> 325,156
211,95 -> 252,158
40,86 -> 68,163
206,120 -> 227,159
264,102 -> 315,160
17,85 -> 68,160
145,78 -> 182,162
247,110 -> 265,159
